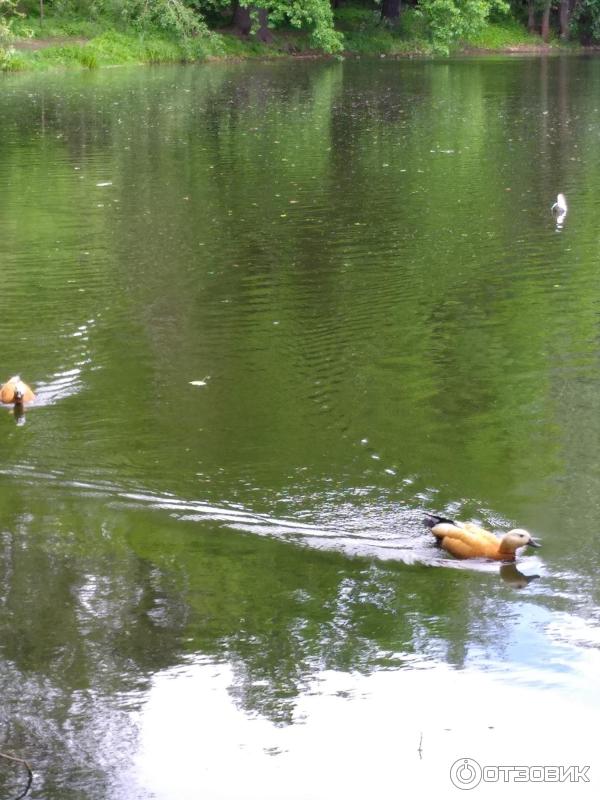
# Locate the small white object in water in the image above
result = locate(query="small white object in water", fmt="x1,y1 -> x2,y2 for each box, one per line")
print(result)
552,194 -> 567,231
96,181 -> 113,187
190,378 -> 210,387
551,193 -> 568,214
551,193 -> 568,228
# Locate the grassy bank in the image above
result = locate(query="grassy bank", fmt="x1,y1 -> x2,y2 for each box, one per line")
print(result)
3,16 -> 276,72
1,7 -> 557,73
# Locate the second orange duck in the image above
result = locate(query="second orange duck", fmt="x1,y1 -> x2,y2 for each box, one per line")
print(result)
0,376 -> 35,406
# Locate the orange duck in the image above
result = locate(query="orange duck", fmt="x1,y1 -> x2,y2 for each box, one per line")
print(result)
0,376 -> 35,406
425,513 -> 540,562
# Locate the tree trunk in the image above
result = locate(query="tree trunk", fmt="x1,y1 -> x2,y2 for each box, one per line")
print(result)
233,4 -> 272,43
233,3 -> 251,35
559,0 -> 570,39
541,0 -> 551,41
255,8 -> 272,43
527,0 -> 536,33
381,0 -> 402,25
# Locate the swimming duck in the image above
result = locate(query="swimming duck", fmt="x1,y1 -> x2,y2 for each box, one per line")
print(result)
551,193 -> 568,215
0,376 -> 35,406
424,513 -> 540,561
551,193 -> 568,228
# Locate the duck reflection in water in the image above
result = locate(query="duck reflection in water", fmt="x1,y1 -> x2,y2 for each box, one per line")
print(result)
11,404 -> 27,426
500,563 -> 540,588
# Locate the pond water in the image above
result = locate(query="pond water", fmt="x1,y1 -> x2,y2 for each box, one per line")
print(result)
1,55 -> 599,798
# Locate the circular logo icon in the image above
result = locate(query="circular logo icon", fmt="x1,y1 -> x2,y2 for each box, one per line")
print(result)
450,758 -> 482,790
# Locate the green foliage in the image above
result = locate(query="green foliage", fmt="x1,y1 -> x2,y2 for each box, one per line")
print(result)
142,35 -> 181,61
76,45 -> 100,66
3,22 -> 230,71
87,28 -> 188,62
9,12 -> 99,38
1,0 -> 582,73
30,41 -> 99,67
0,0 -> 19,17
87,28 -> 143,60
180,32 -> 215,59
1,0 -> 18,47
338,4 -> 431,54
571,0 -> 600,42
205,0 -> 343,52
9,0 -> 209,41
334,2 -> 380,30
0,46 -> 28,70
0,24 -> 12,51
273,0 -> 344,51
0,0 -> 19,69
110,0 -> 209,38
417,0 -> 510,52
465,18 -> 542,47
398,7 -> 431,39
45,0 -> 212,38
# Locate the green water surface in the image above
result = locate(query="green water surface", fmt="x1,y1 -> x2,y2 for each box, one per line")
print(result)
1,56 -> 599,799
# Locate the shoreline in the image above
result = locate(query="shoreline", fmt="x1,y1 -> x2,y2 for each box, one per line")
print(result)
3,28 -> 591,74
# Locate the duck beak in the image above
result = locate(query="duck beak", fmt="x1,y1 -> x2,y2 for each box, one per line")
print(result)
528,537 -> 542,548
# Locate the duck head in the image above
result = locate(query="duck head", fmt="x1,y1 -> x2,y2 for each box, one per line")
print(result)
12,376 -> 26,404
499,529 -> 541,558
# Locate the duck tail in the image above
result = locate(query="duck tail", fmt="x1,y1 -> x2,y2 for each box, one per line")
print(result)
424,512 -> 456,529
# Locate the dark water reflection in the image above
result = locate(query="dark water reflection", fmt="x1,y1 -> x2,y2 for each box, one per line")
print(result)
1,57 -> 600,797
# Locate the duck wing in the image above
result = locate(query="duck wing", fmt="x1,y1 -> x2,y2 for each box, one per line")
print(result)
441,534 -> 483,559
460,522 -> 499,546
438,527 -> 500,559
0,383 -> 15,404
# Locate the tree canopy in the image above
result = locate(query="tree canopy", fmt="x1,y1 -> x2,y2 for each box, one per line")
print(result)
3,0 -> 600,59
